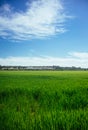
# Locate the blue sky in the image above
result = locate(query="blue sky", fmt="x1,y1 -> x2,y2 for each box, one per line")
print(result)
0,0 -> 88,67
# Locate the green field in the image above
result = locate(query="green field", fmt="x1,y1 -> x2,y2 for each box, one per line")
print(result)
0,71 -> 88,130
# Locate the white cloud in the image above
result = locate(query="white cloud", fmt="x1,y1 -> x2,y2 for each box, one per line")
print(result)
0,52 -> 88,68
69,52 -> 88,59
0,0 -> 71,41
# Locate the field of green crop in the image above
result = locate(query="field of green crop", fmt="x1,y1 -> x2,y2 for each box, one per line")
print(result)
0,71 -> 88,130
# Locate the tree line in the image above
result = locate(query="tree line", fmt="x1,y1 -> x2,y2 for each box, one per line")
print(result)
0,65 -> 88,71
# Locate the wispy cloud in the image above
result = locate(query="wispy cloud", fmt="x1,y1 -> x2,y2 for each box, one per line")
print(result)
0,0 -> 71,41
69,52 -> 88,59
0,52 -> 88,67
0,4 -> 11,13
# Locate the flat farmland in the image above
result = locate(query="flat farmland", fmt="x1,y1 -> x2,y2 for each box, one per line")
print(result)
0,71 -> 88,130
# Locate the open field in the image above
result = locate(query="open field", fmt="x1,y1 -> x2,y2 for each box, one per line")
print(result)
0,71 -> 88,130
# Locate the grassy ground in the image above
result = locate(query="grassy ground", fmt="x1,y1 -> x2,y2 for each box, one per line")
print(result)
0,71 -> 88,130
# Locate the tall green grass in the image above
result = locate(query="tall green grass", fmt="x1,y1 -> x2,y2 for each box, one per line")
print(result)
0,71 -> 88,130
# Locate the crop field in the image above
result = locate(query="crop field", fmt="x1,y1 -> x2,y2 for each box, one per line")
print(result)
0,71 -> 88,130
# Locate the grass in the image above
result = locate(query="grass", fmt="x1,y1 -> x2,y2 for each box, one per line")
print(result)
0,71 -> 88,130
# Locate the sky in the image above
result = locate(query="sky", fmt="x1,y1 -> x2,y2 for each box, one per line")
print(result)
0,0 -> 88,67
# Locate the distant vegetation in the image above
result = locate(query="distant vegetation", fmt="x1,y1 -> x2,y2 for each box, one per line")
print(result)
0,65 -> 88,71
0,71 -> 88,130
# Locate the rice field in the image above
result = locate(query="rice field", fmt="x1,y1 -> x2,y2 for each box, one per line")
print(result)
0,71 -> 88,130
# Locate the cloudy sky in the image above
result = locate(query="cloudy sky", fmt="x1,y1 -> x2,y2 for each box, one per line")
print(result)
0,0 -> 88,67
